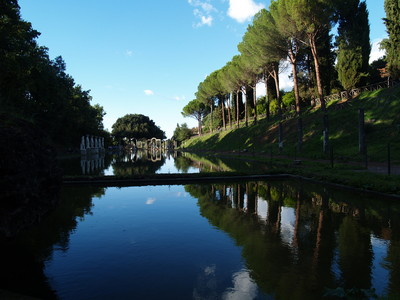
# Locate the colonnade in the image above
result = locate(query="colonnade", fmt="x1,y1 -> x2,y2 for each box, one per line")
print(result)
80,135 -> 105,155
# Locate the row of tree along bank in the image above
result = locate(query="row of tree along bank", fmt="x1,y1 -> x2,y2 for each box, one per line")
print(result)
0,1 -> 109,149
178,0 -> 400,153
182,85 -> 400,167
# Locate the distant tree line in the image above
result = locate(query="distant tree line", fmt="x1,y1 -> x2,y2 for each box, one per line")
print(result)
0,0 -> 107,147
180,0 -> 399,149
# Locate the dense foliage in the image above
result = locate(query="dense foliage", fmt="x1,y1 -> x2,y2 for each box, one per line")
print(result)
181,0 -> 398,143
336,0 -> 370,89
181,99 -> 209,135
172,123 -> 192,143
382,0 -> 400,79
0,0 -> 107,147
111,114 -> 166,143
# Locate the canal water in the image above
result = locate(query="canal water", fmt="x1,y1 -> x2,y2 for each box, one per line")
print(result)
2,178 -> 400,299
59,151 -> 205,176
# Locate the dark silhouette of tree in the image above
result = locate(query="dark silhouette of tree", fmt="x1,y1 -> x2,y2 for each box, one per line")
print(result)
0,0 -> 107,148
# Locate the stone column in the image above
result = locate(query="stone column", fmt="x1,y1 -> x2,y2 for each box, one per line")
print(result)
80,136 -> 85,150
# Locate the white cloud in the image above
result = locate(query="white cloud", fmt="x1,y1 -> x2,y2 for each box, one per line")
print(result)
279,61 -> 294,91
370,38 -> 386,63
227,0 -> 264,23
189,0 -> 216,27
176,191 -> 188,197
201,15 -> 213,26
189,0 -> 216,12
146,198 -> 156,205
222,270 -> 258,300
144,89 -> 154,96
173,95 -> 186,101
125,50 -> 133,57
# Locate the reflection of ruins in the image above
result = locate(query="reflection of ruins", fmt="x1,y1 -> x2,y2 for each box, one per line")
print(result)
111,150 -> 166,176
134,138 -> 175,152
79,135 -> 107,175
80,153 -> 105,175
185,181 -> 400,299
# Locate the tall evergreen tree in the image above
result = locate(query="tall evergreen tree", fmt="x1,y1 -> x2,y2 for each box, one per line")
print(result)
336,0 -> 371,90
181,99 -> 208,135
317,27 -> 337,96
382,0 -> 400,79
270,0 -> 305,151
285,0 -> 336,153
285,0 -> 335,112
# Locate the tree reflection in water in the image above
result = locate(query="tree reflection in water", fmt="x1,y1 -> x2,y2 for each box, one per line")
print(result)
0,186 -> 106,299
112,151 -> 165,176
1,179 -> 400,299
185,180 -> 400,299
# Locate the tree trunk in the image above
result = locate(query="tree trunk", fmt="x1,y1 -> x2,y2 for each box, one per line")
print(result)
271,67 -> 283,151
264,76 -> 270,121
236,90 -> 240,128
309,34 -> 329,153
272,68 -> 282,118
253,82 -> 257,124
198,118 -> 202,136
242,87 -> 248,127
221,97 -> 226,130
210,103 -> 213,133
228,93 -> 232,129
309,34 -> 325,111
289,48 -> 303,152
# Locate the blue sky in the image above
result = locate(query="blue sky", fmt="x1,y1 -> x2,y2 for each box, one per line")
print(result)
19,0 -> 387,138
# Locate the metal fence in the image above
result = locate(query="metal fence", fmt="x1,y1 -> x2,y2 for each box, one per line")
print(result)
314,79 -> 399,106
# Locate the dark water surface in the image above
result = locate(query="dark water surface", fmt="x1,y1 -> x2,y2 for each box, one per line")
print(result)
2,179 -> 400,299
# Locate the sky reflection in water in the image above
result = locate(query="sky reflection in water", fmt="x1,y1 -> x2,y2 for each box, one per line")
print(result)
4,180 -> 399,299
45,185 -> 262,300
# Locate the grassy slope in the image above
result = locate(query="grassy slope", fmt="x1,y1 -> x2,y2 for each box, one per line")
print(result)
184,86 -> 400,163
181,86 -> 400,195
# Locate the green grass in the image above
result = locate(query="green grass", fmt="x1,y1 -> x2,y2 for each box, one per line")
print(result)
177,151 -> 400,195
183,85 -> 400,164
180,86 -> 400,195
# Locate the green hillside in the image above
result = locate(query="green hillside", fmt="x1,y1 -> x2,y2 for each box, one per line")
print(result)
183,85 -> 400,164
